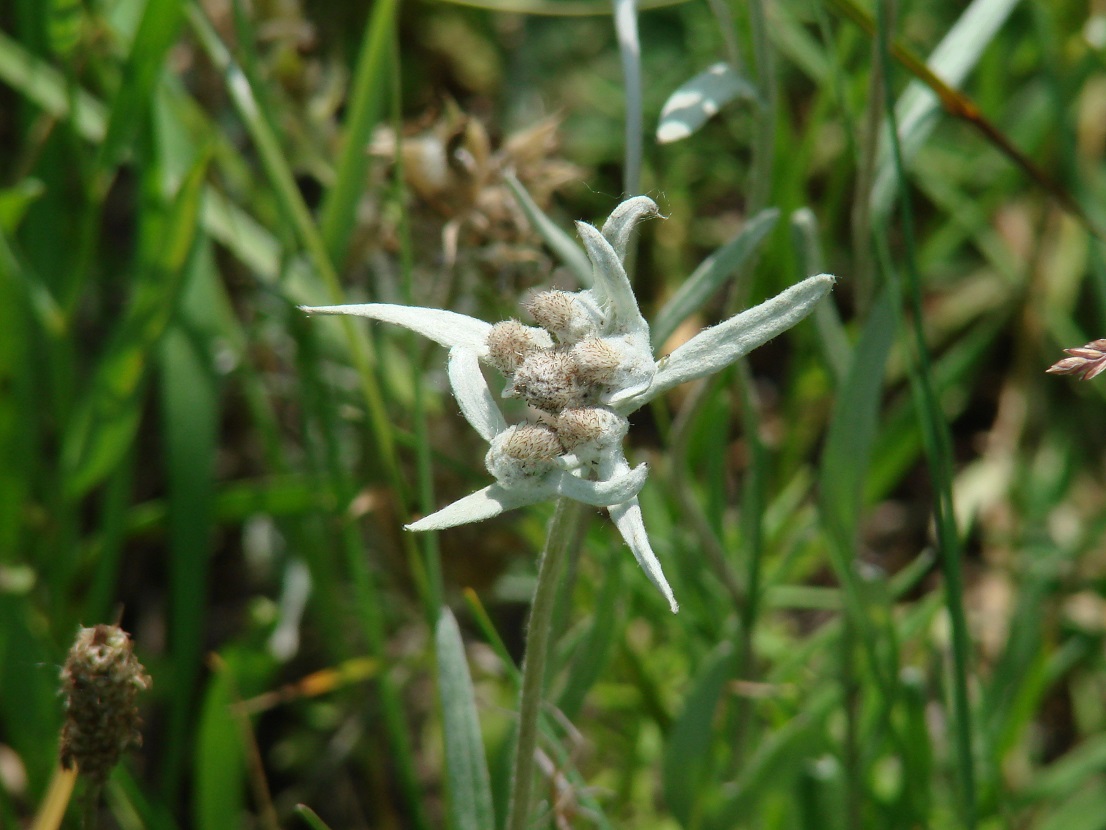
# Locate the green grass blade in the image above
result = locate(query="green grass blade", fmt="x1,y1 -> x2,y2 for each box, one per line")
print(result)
435,608 -> 496,830
187,2 -> 407,514
790,208 -> 850,383
556,554 -> 623,718
869,0 -> 1020,218
319,0 -> 398,266
158,238 -> 220,796
194,662 -> 247,830
294,804 -> 336,830
61,151 -> 208,498
94,0 -> 184,183
661,643 -> 735,825
504,172 -> 592,286
715,687 -> 839,826
0,29 -> 107,140
874,5 -> 977,823
819,291 -> 893,544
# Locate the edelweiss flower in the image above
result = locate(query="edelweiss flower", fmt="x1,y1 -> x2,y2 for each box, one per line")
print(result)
304,197 -> 835,613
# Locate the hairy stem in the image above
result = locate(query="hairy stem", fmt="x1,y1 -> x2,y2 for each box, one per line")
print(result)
506,497 -> 583,830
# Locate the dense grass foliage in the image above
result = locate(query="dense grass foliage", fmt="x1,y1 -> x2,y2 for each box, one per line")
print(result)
3,0 -> 1106,827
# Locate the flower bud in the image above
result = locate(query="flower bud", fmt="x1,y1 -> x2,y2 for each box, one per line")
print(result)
486,320 -> 553,375
486,424 -> 564,483
505,349 -> 590,412
525,290 -> 599,344
570,337 -> 622,385
555,407 -> 628,455
59,625 -> 151,784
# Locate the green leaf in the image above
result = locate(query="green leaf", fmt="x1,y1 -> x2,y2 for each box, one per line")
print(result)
662,643 -> 735,825
556,556 -> 623,719
159,239 -> 222,793
61,152 -> 209,497
194,664 -> 246,830
0,178 -> 45,232
819,291 -> 894,542
656,63 -> 760,144
319,0 -> 398,266
95,0 -> 185,179
651,207 -> 779,349
295,804 -> 337,830
870,0 -> 1021,217
435,608 -> 495,830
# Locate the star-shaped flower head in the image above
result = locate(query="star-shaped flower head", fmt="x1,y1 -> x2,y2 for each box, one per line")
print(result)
303,197 -> 835,613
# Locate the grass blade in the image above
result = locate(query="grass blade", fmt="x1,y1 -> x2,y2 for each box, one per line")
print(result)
61,152 -> 208,498
94,0 -> 184,183
868,0 -> 1020,218
661,644 -> 735,825
435,608 -> 495,830
318,0 -> 398,266
504,172 -> 592,286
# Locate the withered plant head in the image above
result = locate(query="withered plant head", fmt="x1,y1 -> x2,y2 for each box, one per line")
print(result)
1046,339 -> 1106,381
59,624 -> 151,784
370,103 -> 583,271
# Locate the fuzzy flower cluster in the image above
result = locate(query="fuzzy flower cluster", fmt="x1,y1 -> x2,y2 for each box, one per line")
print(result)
59,624 -> 151,784
305,197 -> 835,612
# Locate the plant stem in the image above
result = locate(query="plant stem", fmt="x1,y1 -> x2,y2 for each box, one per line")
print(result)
81,783 -> 101,830
505,497 -> 582,830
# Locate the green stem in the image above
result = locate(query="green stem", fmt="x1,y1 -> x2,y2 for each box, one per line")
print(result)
81,782 -> 101,830
505,498 -> 582,830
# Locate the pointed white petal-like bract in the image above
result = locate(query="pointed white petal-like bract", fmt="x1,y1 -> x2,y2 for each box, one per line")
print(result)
301,303 -> 493,355
644,273 -> 835,401
554,463 -> 649,506
406,483 -> 540,531
609,498 -> 679,613
448,348 -> 507,442
575,222 -> 649,335
600,195 -> 659,261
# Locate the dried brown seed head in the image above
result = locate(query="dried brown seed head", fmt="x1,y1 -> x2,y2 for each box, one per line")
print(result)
59,625 -> 151,784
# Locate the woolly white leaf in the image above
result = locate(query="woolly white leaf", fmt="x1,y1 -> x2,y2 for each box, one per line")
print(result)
406,484 -> 538,532
657,63 -> 759,145
575,221 -> 648,335
448,348 -> 507,443
554,463 -> 649,506
301,303 -> 492,355
609,498 -> 678,613
645,273 -> 835,401
601,196 -> 659,261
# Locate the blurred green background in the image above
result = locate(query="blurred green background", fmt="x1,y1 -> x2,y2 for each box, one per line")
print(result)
4,0 -> 1106,827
